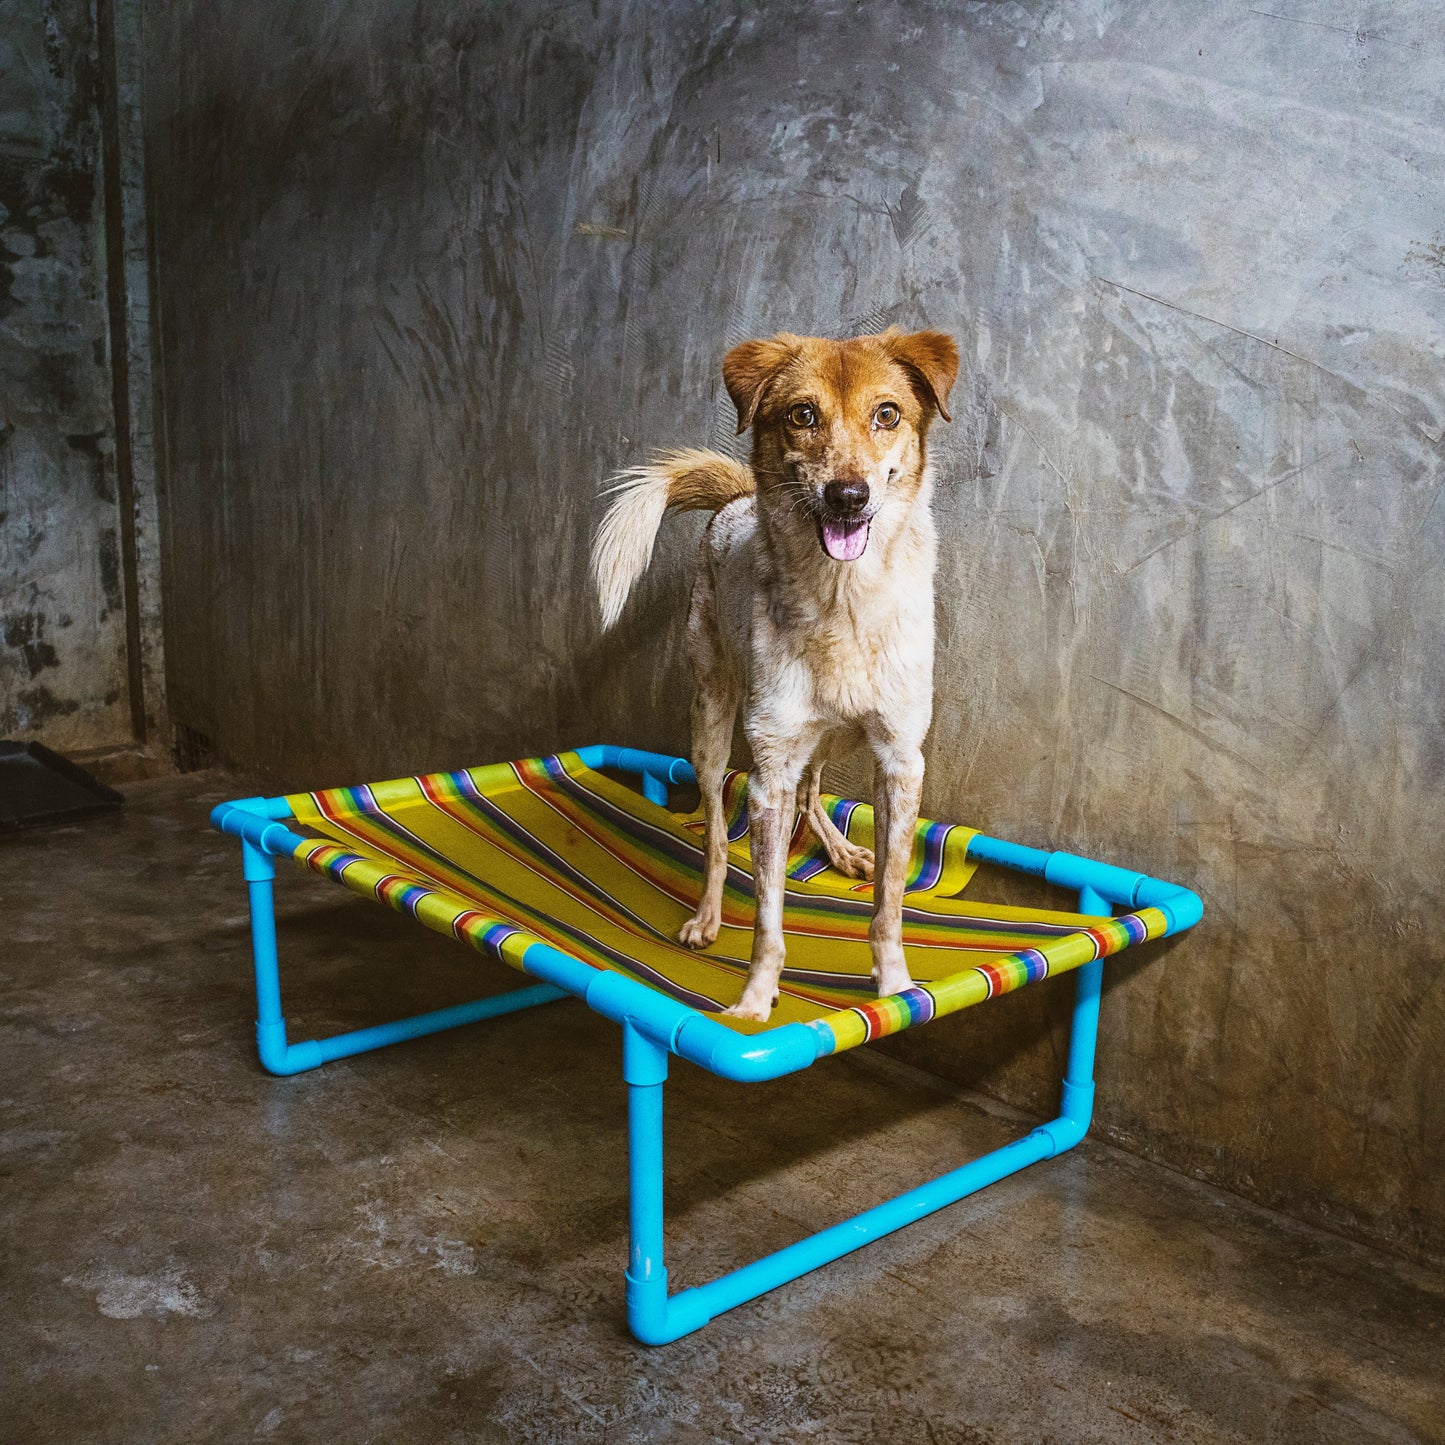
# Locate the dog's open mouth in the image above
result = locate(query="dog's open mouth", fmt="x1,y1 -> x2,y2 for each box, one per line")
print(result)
817,515 -> 870,562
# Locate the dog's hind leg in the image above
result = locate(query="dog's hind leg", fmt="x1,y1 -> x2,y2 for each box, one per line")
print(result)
678,675 -> 738,949
797,760 -> 874,880
679,555 -> 740,950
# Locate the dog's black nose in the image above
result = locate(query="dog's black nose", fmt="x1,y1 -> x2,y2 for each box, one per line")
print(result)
823,477 -> 869,513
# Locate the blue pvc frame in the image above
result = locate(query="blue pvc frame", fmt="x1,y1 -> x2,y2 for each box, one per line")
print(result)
212,744 -> 1201,1344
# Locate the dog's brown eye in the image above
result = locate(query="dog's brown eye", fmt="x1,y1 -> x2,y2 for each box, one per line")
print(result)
875,402 -> 901,430
787,403 -> 817,429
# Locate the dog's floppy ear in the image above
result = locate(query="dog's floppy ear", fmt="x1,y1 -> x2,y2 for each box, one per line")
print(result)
884,329 -> 960,423
722,336 -> 796,434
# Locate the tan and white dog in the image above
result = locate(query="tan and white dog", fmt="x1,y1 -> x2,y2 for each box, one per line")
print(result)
592,328 -> 959,1021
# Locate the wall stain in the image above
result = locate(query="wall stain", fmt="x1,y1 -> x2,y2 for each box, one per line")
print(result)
65,429 -> 115,501
3,611 -> 61,678
15,682 -> 81,725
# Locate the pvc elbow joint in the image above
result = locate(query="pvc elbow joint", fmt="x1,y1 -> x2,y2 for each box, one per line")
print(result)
671,1017 -> 824,1082
255,1020 -> 323,1076
626,1274 -> 711,1346
1135,878 -> 1204,934
1033,1078 -> 1094,1156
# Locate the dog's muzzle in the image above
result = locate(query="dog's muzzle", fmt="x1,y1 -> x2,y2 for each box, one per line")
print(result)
817,478 -> 870,561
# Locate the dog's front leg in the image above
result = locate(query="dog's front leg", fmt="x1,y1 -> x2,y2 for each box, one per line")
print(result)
724,770 -> 792,1020
724,749 -> 810,1021
867,743 -> 925,997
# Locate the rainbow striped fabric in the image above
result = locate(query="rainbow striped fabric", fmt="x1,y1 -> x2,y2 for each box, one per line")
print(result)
281,751 -> 1166,1056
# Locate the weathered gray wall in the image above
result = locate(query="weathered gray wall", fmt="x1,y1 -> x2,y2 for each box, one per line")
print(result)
144,2 -> 1444,1263
0,0 -> 165,757
0,0 -> 125,748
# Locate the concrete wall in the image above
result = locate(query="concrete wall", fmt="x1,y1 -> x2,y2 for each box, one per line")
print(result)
0,0 -> 164,757
1,0 -> 124,749
143,2 -> 1444,1263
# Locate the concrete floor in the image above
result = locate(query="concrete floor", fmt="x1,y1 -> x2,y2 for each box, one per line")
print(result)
4,773 -> 1443,1444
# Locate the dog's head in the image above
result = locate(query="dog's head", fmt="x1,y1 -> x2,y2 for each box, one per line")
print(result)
722,327 -> 958,562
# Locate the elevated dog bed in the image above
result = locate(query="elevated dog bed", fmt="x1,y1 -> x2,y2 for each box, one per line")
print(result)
213,745 -> 1201,1343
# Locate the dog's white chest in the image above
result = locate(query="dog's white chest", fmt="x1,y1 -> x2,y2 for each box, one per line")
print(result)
812,600 -> 932,719
748,583 -> 934,738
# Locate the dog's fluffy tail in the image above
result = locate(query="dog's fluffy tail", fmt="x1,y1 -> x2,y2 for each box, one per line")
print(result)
591,448 -> 754,630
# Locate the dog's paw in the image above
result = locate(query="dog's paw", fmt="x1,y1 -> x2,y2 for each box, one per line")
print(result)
871,965 -> 913,997
830,843 -> 875,881
870,944 -> 913,998
721,994 -> 774,1023
678,910 -> 721,949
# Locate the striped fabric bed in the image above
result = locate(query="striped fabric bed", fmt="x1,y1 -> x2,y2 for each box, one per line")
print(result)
281,751 -> 1166,1056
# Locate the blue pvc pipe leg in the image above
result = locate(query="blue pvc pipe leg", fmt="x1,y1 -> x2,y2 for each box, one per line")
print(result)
243,840 -> 290,1064
639,771 -> 669,807
624,1022 -> 671,1344
1054,883 -> 1111,1147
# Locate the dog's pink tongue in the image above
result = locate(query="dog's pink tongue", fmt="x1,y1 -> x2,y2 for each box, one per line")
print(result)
821,517 -> 869,561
